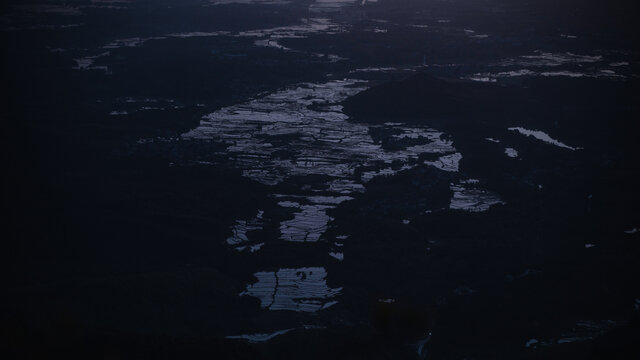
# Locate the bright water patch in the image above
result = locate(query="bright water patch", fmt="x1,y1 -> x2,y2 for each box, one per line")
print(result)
278,195 -> 353,242
466,69 -> 623,81
236,17 -> 346,52
182,80 -> 455,187
499,51 -> 603,67
424,152 -> 462,172
310,0 -> 357,13
449,180 -> 503,212
179,79 -> 495,250
464,51 -> 630,81
241,267 -> 342,312
505,148 -> 518,158
72,17 -> 346,73
225,328 -> 295,343
508,127 -> 582,150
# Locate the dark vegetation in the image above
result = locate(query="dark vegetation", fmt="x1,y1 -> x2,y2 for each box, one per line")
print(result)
2,0 -> 639,359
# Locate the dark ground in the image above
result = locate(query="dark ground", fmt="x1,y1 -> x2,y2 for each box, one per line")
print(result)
2,0 -> 640,359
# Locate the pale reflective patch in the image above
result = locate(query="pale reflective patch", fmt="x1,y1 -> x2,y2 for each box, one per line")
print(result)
225,328 -> 295,343
508,127 -> 582,151
505,147 -> 518,158
449,180 -> 503,212
241,267 -> 342,312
